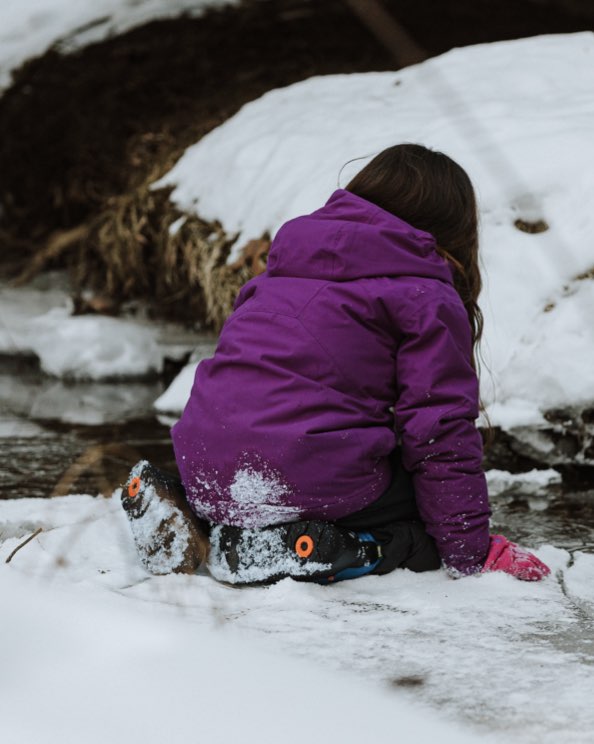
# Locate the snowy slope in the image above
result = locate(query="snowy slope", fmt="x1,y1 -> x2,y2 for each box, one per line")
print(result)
0,0 -> 237,91
157,33 -> 594,429
2,493 -> 594,743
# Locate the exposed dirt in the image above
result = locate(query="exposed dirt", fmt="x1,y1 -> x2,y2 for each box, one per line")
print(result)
0,0 -> 592,323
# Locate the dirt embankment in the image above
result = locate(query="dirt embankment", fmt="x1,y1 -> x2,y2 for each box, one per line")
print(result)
0,1 -> 398,326
0,0 -> 592,326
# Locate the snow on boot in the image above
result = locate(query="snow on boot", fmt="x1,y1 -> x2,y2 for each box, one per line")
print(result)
121,460 -> 209,575
208,520 -> 382,585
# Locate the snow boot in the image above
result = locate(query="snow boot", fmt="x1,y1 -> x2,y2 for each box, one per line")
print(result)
208,520 -> 382,585
121,460 -> 210,575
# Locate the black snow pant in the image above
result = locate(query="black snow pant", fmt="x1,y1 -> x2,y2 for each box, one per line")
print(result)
335,449 -> 441,574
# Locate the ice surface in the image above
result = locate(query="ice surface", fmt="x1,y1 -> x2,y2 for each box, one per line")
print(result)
1,494 -> 593,743
0,0 -> 238,91
157,33 -> 594,428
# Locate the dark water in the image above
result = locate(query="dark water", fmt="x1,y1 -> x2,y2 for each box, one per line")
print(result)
492,493 -> 594,557
0,418 -> 177,499
0,354 -> 179,499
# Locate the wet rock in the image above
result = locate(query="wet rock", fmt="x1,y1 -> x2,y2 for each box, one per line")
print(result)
483,406 -> 594,490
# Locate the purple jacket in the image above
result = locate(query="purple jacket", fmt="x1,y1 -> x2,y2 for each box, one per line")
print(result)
172,189 -> 491,573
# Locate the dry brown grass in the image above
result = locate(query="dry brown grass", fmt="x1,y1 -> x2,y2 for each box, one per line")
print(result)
0,6 -> 391,330
12,184 -> 270,331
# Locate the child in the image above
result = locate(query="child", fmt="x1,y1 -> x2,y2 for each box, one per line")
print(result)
122,144 -> 550,584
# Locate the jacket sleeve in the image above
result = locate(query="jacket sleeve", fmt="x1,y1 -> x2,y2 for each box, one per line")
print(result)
393,290 -> 491,575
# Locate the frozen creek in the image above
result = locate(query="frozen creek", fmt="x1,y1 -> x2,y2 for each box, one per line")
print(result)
1,353 -> 594,743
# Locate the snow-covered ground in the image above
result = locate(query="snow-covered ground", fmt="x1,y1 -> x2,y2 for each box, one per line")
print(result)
1,560 -> 478,744
1,492 -> 593,743
0,0 -> 237,91
157,32 -> 594,433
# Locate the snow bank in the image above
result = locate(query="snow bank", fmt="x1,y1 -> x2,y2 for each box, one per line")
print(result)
28,307 -> 164,379
486,468 -> 562,498
154,361 -> 199,412
153,336 -> 218,412
153,339 -> 216,412
1,496 -> 490,744
158,33 -> 594,427
0,277 -> 206,380
0,0 -> 238,91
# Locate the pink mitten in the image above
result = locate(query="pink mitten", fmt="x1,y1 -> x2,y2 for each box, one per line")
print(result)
482,535 -> 550,581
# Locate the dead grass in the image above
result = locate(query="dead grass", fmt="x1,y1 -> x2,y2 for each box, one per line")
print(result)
12,183 -> 269,331
0,5 -> 394,328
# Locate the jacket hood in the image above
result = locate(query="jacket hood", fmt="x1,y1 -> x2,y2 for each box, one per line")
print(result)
266,189 -> 454,284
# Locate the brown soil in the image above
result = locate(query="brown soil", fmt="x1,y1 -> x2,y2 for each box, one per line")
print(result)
0,0 -> 592,325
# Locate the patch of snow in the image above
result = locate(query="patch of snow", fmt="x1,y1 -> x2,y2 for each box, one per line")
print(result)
564,552 -> 594,612
153,340 -> 216,413
188,462 -> 302,528
483,399 -> 548,430
153,361 -> 199,413
230,465 -> 289,506
0,494 -> 102,542
509,427 -> 558,457
486,468 -> 562,498
167,215 -> 186,236
29,307 -> 164,379
0,0 -> 239,92
157,33 -> 594,427
0,277 -> 205,381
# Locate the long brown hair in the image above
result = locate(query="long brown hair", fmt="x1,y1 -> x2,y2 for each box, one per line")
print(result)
346,144 -> 484,367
